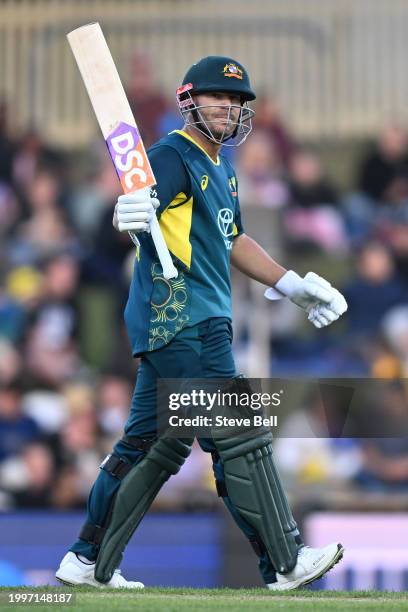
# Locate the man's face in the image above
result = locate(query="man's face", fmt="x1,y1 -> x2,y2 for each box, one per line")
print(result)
193,92 -> 242,140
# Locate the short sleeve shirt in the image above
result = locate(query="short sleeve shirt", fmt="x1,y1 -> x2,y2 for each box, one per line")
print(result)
124,130 -> 244,355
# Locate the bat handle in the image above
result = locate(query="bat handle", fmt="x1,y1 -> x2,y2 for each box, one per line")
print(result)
150,214 -> 178,279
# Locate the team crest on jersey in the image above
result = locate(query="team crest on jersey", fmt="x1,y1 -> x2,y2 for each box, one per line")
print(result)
223,63 -> 243,80
201,175 -> 209,191
228,176 -> 237,196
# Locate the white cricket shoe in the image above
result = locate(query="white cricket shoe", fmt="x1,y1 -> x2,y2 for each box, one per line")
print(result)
56,552 -> 144,589
267,542 -> 344,591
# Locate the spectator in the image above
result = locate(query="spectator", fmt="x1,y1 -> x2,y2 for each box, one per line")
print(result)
288,150 -> 339,209
85,197 -> 134,288
11,171 -> 77,265
12,131 -> 65,198
24,255 -> 82,386
358,124 -> 408,203
237,130 -> 288,208
22,389 -> 68,435
253,93 -> 296,168
343,242 -> 407,338
2,265 -> 44,346
97,375 -> 132,449
66,154 -> 120,240
58,383 -> 102,498
12,443 -> 55,508
283,149 -> 347,252
343,124 -> 408,245
0,384 -> 40,461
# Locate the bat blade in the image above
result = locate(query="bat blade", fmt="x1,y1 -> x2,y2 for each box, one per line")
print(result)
67,23 -> 177,279
67,22 -> 155,193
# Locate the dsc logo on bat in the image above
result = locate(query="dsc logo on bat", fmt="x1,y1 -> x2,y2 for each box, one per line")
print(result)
106,122 -> 154,193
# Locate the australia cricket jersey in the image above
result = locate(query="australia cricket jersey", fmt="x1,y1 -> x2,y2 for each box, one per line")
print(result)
124,130 -> 244,355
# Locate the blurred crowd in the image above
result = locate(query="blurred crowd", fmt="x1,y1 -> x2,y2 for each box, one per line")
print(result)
1,53 -> 408,512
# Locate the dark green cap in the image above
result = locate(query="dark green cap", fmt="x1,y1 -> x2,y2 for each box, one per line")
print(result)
182,56 -> 256,102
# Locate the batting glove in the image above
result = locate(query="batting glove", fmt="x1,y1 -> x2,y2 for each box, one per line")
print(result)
304,273 -> 348,328
113,187 -> 160,234
265,270 -> 347,328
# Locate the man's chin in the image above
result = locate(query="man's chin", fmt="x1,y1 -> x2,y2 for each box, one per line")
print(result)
196,123 -> 235,142
210,127 -> 235,141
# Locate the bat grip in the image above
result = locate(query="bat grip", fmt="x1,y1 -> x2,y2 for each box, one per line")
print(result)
150,214 -> 178,279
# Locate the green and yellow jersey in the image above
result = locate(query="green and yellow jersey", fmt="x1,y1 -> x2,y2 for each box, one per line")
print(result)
124,129 -> 244,355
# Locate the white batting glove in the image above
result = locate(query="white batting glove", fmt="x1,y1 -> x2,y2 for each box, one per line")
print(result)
302,272 -> 347,328
265,270 -> 347,328
113,187 -> 160,234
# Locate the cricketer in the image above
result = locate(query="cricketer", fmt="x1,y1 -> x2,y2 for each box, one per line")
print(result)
56,56 -> 347,591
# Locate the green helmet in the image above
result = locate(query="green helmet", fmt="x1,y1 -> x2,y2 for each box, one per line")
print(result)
181,55 -> 256,102
177,56 -> 255,147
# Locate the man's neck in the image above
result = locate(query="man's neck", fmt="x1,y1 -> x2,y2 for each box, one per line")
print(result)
183,125 -> 221,162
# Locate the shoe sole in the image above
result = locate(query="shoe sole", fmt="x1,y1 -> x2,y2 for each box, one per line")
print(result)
56,574 -> 144,589
56,571 -> 102,588
56,576 -> 95,587
269,543 -> 345,592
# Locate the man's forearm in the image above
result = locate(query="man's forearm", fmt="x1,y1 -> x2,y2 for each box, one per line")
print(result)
231,233 -> 287,287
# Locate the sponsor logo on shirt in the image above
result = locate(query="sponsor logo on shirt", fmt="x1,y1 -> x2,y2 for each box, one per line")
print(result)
218,208 -> 234,250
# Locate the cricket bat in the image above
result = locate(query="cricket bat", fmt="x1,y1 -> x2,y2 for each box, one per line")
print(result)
67,22 -> 178,280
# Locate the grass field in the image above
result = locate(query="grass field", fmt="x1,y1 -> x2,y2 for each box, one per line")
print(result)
1,587 -> 408,611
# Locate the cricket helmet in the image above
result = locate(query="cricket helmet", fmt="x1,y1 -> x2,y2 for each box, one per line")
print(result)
181,55 -> 256,102
176,55 -> 256,146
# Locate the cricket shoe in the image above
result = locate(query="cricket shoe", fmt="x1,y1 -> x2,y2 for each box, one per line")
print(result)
267,542 -> 344,591
56,552 -> 144,589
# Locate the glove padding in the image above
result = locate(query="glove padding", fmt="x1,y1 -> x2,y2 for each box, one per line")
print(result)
265,270 -> 347,328
114,187 -> 160,234
303,272 -> 347,328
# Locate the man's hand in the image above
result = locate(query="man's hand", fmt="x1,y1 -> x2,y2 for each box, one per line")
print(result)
265,270 -> 347,328
112,187 -> 160,234
304,273 -> 348,328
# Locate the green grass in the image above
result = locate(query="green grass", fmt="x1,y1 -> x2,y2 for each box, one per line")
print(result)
0,587 -> 408,611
